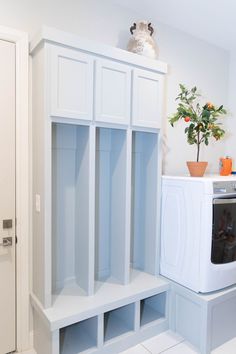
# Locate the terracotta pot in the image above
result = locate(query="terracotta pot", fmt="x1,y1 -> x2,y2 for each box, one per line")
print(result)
186,161 -> 208,177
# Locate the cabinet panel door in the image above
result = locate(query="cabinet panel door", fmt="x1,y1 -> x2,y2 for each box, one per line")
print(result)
50,46 -> 94,120
95,60 -> 131,125
132,69 -> 163,128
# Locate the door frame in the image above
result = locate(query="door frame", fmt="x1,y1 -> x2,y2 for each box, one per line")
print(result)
0,26 -> 29,351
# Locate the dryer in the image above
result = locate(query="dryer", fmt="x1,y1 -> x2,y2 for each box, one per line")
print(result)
161,175 -> 236,293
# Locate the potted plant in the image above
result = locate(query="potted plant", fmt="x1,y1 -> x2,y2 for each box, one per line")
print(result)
169,84 -> 227,177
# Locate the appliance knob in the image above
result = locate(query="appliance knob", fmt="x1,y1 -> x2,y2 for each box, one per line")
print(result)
233,183 -> 236,191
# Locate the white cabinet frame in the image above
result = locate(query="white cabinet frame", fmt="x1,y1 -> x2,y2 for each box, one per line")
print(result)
50,46 -> 94,121
95,59 -> 131,125
30,26 -> 168,354
132,69 -> 164,129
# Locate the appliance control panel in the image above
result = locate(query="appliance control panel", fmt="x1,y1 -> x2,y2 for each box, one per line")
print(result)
213,181 -> 236,194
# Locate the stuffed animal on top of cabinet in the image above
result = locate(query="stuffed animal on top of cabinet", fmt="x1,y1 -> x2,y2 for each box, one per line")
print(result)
127,20 -> 158,59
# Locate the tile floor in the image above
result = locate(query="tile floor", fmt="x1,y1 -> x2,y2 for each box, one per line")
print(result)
21,330 -> 236,354
119,330 -> 236,354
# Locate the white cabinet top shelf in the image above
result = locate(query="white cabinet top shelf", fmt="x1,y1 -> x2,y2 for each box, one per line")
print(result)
30,26 -> 168,74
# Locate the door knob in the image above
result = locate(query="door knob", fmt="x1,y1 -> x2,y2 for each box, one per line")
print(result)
0,237 -> 13,247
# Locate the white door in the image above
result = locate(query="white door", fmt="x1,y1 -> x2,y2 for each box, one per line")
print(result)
0,39 -> 16,354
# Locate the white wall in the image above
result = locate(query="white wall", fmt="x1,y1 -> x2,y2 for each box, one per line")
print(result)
226,52 -> 236,170
158,24 -> 229,174
0,0 -> 230,175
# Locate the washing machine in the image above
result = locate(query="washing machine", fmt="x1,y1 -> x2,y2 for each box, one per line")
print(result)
160,175 -> 236,293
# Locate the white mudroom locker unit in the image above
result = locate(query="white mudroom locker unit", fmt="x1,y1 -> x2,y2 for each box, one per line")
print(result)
30,27 -> 169,354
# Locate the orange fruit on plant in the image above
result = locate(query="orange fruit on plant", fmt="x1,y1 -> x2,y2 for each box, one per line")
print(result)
206,102 -> 214,109
184,116 -> 190,122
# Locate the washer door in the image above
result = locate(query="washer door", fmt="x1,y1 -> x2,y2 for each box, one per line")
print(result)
212,198 -> 236,264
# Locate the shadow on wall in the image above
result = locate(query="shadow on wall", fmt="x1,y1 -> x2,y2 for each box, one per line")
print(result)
116,29 -> 129,50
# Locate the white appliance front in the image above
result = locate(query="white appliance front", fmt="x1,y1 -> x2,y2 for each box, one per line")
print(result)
160,175 -> 236,293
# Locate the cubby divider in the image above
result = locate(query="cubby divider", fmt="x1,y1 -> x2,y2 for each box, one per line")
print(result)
140,293 -> 166,327
52,123 -> 94,296
131,131 -> 158,275
60,316 -> 98,354
104,303 -> 135,342
95,127 -> 129,285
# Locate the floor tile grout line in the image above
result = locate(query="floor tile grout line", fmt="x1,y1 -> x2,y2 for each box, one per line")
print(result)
159,340 -> 197,354
140,343 -> 152,354
141,338 -> 186,354
158,340 -> 186,354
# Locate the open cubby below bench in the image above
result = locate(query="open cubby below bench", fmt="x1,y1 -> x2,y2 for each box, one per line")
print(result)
104,304 -> 135,343
60,317 -> 98,354
140,292 -> 166,327
31,273 -> 169,354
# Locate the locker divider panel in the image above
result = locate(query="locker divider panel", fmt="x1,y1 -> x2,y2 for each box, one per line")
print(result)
52,123 -> 93,296
95,127 -> 127,285
131,131 -> 158,274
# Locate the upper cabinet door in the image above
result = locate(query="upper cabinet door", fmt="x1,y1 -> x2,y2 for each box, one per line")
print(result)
50,46 -> 94,120
132,69 -> 164,129
95,59 -> 131,125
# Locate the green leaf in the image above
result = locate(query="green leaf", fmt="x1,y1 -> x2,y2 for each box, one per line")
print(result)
202,109 -> 210,119
169,114 -> 181,126
179,83 -> 186,92
189,123 -> 195,130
